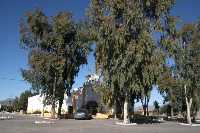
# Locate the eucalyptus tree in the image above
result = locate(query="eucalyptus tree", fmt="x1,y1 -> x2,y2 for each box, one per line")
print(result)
20,10 -> 55,117
87,0 -> 176,123
174,22 -> 200,124
20,9 -> 89,118
158,66 -> 179,116
50,12 -> 90,118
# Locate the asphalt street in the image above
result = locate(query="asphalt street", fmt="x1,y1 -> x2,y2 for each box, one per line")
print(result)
0,115 -> 200,133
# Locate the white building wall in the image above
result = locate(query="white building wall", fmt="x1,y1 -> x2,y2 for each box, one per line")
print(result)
27,95 -> 43,113
27,94 -> 72,114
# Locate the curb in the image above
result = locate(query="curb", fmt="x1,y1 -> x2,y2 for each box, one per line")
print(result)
115,122 -> 137,126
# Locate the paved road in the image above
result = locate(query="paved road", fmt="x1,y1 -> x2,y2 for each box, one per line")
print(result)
0,115 -> 200,133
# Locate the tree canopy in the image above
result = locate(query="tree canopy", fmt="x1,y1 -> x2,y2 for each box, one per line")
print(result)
87,0 -> 176,123
20,9 -> 90,118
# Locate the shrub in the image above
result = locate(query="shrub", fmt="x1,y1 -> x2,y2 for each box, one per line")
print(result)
32,110 -> 41,114
44,110 -> 49,113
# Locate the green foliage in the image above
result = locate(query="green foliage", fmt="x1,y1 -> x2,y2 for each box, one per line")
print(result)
157,66 -> 182,113
93,83 -> 114,108
12,97 -> 20,111
20,9 -> 89,102
0,90 -> 33,112
20,9 -> 90,117
87,0 -> 176,118
160,104 -> 170,115
32,110 -> 42,114
18,90 -> 33,111
175,22 -> 200,98
17,1 -> 200,121
175,21 -> 200,119
44,110 -> 49,113
158,20 -> 200,119
153,100 -> 160,111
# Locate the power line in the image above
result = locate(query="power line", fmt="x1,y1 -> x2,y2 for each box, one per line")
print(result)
0,77 -> 24,82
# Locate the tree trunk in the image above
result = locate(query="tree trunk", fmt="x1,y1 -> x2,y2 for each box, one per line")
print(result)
147,97 -> 149,116
196,111 -> 200,120
118,98 -> 123,119
51,101 -> 56,119
72,95 -> 77,113
141,98 -> 146,116
185,85 -> 192,125
114,98 -> 120,119
41,104 -> 44,117
143,106 -> 146,116
142,97 -> 148,116
112,102 -> 117,119
186,97 -> 192,124
58,97 -> 64,119
171,105 -> 174,117
132,100 -> 135,115
51,75 -> 57,119
123,95 -> 130,124
169,89 -> 174,117
186,98 -> 192,124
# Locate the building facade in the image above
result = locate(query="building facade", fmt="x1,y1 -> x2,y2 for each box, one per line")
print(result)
27,94 -> 72,114
27,73 -> 109,115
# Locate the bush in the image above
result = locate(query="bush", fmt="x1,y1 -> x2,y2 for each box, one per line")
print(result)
32,110 -> 41,114
44,110 -> 49,113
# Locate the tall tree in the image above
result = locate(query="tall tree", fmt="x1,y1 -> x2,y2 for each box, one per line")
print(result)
174,22 -> 200,124
20,9 -> 90,118
87,0 -> 176,123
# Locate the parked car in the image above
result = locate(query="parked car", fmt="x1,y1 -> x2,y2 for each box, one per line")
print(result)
74,109 -> 92,120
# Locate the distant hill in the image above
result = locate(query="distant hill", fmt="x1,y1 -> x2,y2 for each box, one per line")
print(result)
0,98 -> 14,105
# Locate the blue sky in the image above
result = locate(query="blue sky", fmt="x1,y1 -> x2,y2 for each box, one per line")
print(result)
0,0 -> 200,106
